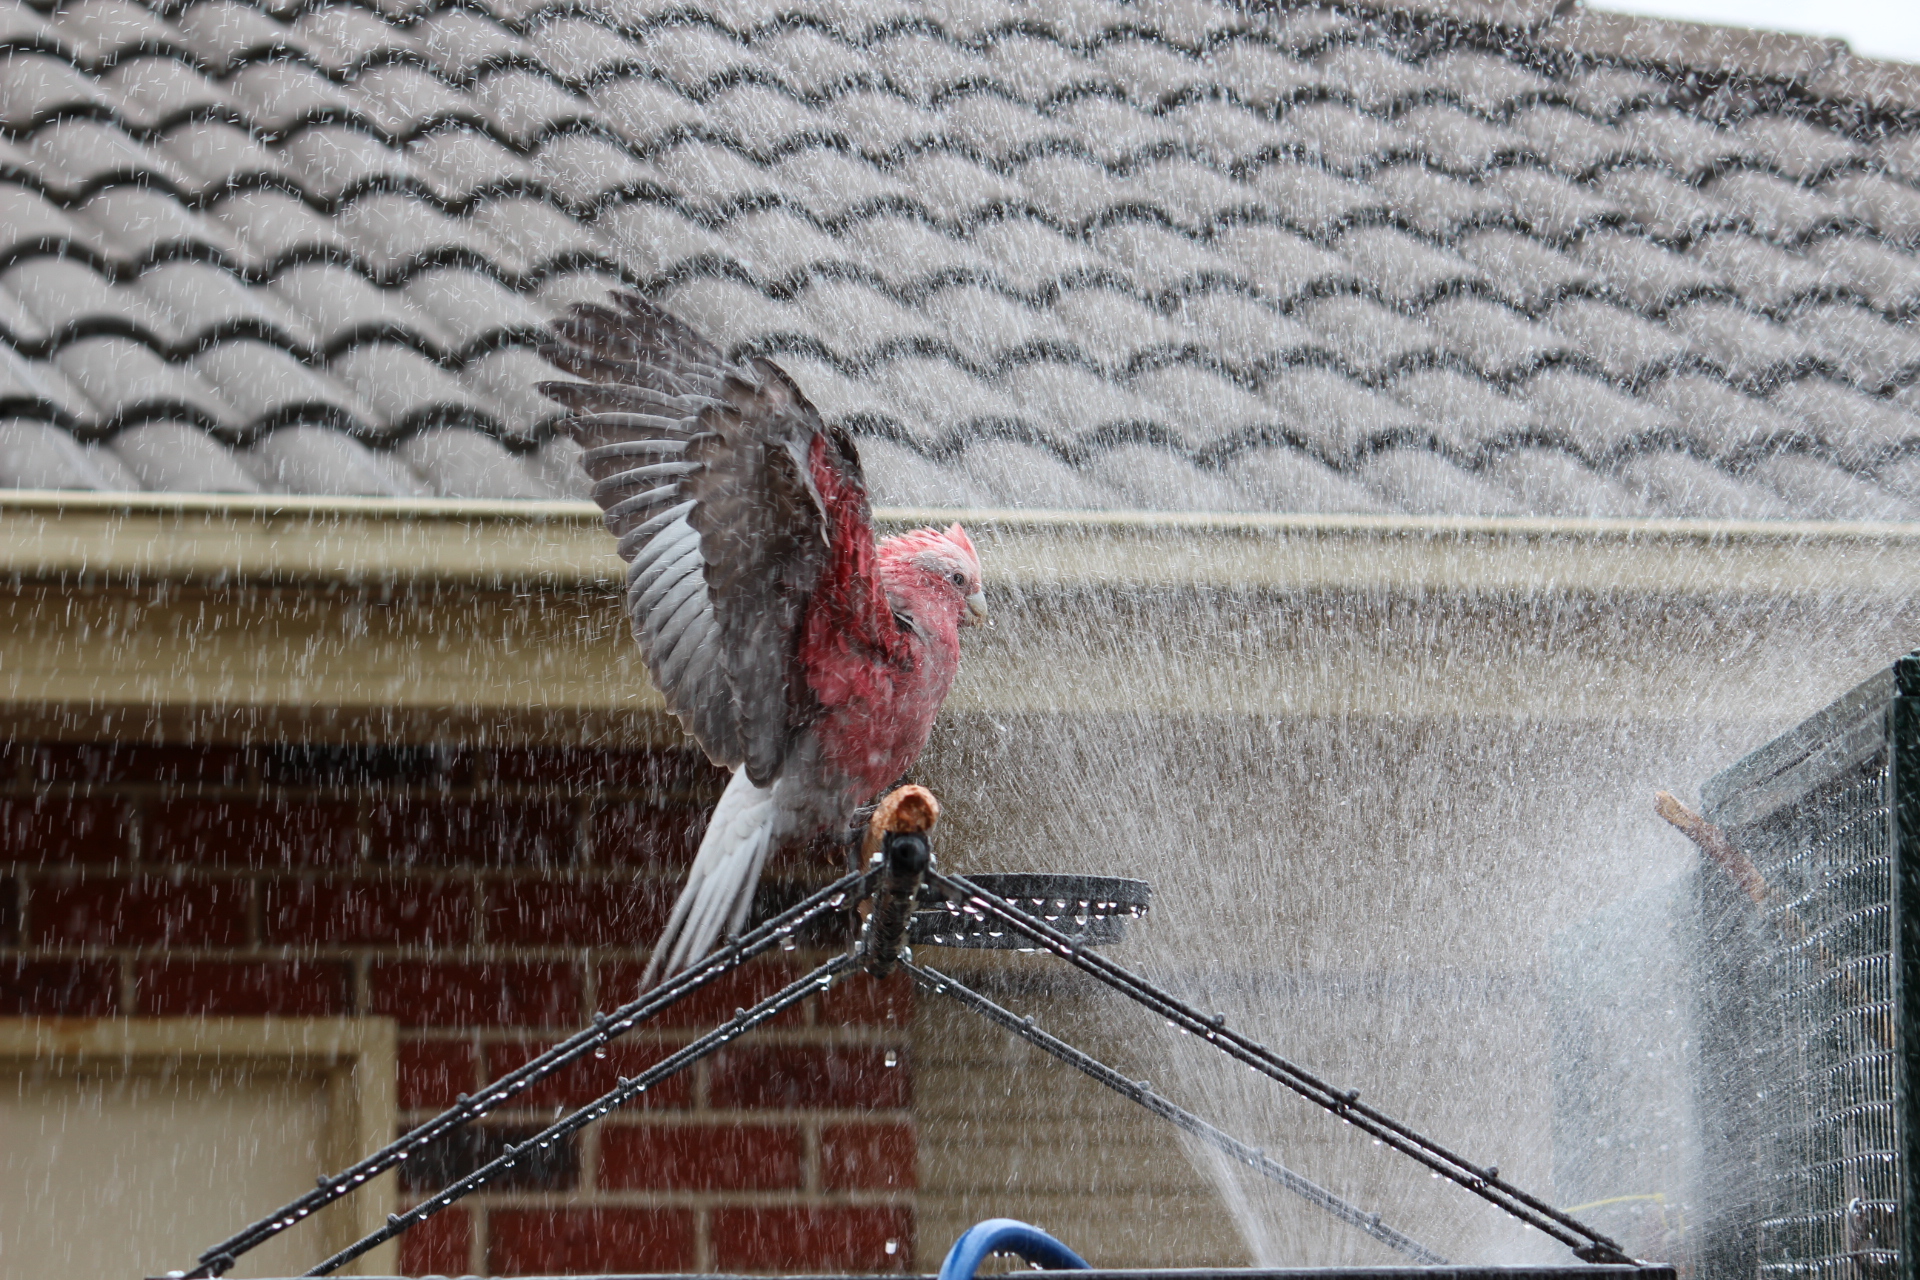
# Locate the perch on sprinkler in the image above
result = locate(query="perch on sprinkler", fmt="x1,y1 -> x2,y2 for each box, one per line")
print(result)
859,784 -> 940,978
540,295 -> 986,981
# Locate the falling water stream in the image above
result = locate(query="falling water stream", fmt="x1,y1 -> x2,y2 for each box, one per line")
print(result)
914,534 -> 1920,1267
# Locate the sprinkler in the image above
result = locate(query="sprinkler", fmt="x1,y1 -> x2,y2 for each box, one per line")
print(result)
159,785 -> 1663,1280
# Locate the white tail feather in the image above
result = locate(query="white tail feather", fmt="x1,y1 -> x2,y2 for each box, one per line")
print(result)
643,769 -> 780,985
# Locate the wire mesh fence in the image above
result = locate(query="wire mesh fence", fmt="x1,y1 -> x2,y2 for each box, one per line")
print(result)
1699,656 -> 1918,1280
1745,771 -> 1896,1280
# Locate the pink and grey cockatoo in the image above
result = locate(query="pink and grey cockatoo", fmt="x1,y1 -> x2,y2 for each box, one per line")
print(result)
539,295 -> 986,982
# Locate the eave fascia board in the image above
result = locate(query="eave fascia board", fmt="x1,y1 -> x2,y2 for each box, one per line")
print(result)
5,489 -> 1920,598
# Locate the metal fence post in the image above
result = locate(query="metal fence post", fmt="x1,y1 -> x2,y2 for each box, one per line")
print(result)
1890,651 -> 1920,1280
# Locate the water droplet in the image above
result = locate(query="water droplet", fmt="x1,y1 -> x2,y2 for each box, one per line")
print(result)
885,1240 -> 899,1255
884,1048 -> 899,1067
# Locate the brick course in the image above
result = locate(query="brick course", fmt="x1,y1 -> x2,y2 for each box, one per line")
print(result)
264,877 -> 471,946
145,797 -> 359,867
400,1038 -> 479,1109
485,1039 -> 689,1110
0,796 -> 127,863
367,959 -> 583,1027
0,956 -> 116,1015
599,1122 -> 806,1191
821,1124 -> 918,1191
489,1206 -> 697,1275
710,1045 -> 912,1111
399,1206 -> 473,1277
482,879 -> 669,947
712,1205 -> 914,1273
368,797 -> 576,867
0,740 -> 915,1276
133,958 -> 352,1017
30,876 -> 253,948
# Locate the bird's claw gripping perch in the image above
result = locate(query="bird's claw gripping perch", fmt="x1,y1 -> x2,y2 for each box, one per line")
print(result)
859,785 -> 938,976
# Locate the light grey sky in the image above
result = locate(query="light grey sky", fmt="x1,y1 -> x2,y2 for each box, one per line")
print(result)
1588,0 -> 1920,64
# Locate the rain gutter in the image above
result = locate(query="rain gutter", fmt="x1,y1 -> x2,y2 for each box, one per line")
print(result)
4,490 -> 1920,599
3,491 -> 1918,739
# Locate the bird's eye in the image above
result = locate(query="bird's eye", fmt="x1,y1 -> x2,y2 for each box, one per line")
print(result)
950,571 -> 965,585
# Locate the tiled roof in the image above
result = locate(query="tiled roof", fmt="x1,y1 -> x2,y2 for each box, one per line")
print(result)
2,0 -> 1920,518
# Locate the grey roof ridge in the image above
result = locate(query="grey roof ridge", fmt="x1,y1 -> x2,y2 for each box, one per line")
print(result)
4,0 -> 1911,120
1344,0 -> 1920,113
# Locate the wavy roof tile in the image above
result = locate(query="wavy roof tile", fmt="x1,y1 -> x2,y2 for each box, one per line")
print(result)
1,0 -> 1919,519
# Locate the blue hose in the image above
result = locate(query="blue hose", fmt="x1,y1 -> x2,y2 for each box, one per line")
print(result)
937,1218 -> 1090,1280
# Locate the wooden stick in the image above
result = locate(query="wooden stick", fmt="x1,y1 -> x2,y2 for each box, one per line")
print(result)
1654,791 -> 1770,906
855,786 -> 940,923
861,785 -> 940,864
1655,790 -> 1891,1050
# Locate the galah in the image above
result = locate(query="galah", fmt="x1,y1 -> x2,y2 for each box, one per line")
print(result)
539,295 -> 986,982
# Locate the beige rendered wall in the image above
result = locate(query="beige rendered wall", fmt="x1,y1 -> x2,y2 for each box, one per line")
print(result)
0,1018 -> 396,1279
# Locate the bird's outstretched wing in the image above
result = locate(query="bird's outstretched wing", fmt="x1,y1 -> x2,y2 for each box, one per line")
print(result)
538,293 -> 898,785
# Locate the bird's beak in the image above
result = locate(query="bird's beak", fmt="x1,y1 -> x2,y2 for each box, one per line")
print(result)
965,591 -> 990,626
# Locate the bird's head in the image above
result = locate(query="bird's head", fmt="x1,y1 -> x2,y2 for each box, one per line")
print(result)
878,522 -> 988,629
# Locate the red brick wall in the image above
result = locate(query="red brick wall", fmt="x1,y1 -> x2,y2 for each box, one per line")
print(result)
0,741 -> 916,1276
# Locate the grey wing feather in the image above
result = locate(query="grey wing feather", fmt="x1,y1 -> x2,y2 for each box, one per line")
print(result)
538,293 -> 840,783
682,372 -> 831,785
541,295 -> 743,766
